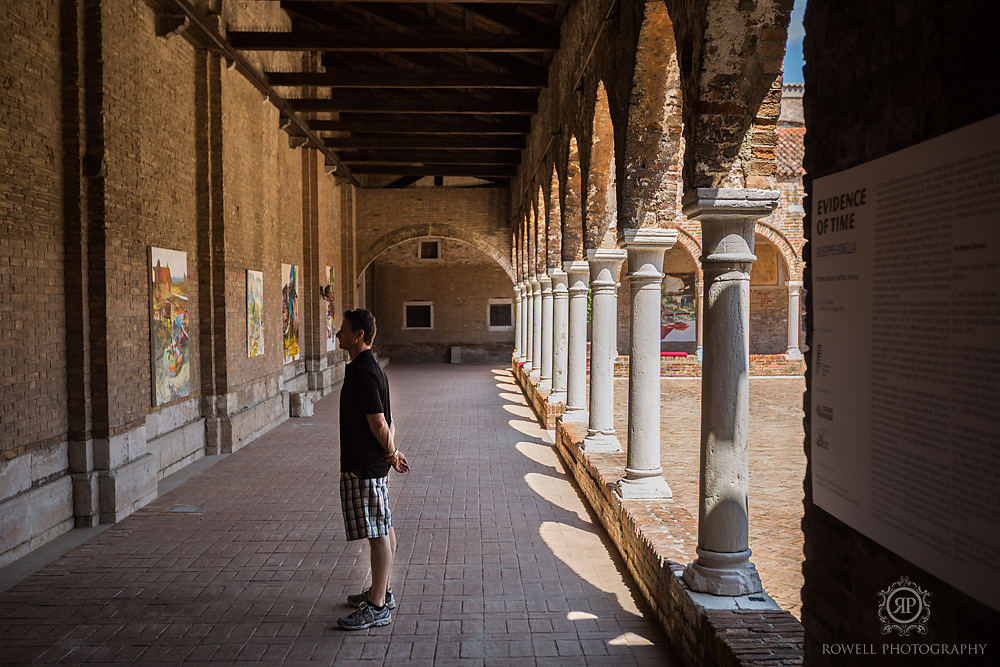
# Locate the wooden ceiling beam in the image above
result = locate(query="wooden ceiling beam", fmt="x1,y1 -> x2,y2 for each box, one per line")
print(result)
336,149 -> 519,164
289,93 -> 536,113
228,30 -> 558,52
310,115 -> 530,134
343,164 -> 516,177
325,134 -> 525,149
266,69 -> 547,88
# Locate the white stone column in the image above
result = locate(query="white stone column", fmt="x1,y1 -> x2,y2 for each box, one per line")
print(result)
530,276 -> 543,381
549,267 -> 569,405
539,273 -> 553,390
785,280 -> 804,360
519,281 -> 530,363
513,283 -> 523,361
563,261 -> 590,424
681,188 -> 778,596
617,229 -> 677,499
582,249 -> 627,452
524,277 -> 536,374
695,278 -> 704,361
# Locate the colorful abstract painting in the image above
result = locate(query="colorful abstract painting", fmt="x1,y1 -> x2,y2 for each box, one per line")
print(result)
247,269 -> 264,358
661,272 -> 697,342
282,263 -> 300,362
149,247 -> 191,405
325,265 -> 336,351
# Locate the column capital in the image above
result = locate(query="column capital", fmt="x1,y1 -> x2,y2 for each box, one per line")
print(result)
681,188 -> 780,221
586,248 -> 627,289
539,273 -> 552,291
549,267 -> 568,293
787,280 -> 803,291
621,227 -> 678,249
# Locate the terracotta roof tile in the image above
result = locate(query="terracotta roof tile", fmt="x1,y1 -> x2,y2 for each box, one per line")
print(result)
777,127 -> 805,177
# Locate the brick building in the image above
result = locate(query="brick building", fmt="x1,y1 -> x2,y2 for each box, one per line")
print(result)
2,0 -> 997,664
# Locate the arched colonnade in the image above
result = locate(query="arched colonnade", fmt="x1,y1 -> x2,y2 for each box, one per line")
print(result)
510,0 -> 796,598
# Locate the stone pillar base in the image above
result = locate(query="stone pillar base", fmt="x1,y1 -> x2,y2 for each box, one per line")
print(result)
561,409 -> 588,425
784,348 -> 804,360
617,473 -> 672,499
683,548 -> 763,596
581,432 -> 622,453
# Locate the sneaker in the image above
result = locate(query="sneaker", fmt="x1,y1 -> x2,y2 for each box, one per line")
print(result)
337,600 -> 391,630
347,586 -> 396,609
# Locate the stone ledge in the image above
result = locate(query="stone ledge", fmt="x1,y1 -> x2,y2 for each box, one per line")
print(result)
513,364 -> 804,665
613,353 -> 806,377
510,361 -> 563,429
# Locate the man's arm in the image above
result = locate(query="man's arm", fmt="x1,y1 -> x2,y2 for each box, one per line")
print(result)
366,413 -> 409,473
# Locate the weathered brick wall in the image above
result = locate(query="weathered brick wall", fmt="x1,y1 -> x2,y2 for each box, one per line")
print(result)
802,1 -> 1000,662
354,188 -> 511,282
101,0 -> 200,428
0,0 -> 66,455
372,239 -> 514,362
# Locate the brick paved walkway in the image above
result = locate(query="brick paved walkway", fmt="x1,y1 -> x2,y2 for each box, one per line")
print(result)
613,376 -> 806,618
0,364 -> 676,665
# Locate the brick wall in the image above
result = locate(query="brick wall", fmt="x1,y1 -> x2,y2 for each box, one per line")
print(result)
802,1 -> 1000,662
372,239 -> 514,362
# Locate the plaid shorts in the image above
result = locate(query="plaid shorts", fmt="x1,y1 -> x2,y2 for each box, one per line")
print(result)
340,472 -> 392,541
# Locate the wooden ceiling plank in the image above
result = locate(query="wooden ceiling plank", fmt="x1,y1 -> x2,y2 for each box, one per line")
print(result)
343,164 -> 516,178
266,69 -> 546,88
227,30 -> 558,52
289,92 -> 536,113
325,134 -> 525,149
311,115 -> 530,133
334,149 -> 519,164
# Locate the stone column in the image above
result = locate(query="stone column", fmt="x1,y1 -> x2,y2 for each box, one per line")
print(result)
519,281 -> 530,363
513,283 -> 523,361
530,276 -> 543,381
695,278 -> 704,361
539,273 -> 553,390
681,188 -> 778,596
617,229 -> 677,499
524,278 -> 536,373
785,280 -> 804,360
582,249 -> 627,452
563,261 -> 590,424
549,267 -> 569,406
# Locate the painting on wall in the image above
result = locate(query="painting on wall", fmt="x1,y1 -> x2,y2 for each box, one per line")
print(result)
149,247 -> 191,405
661,272 -> 697,342
282,263 -> 300,362
324,265 -> 336,351
247,269 -> 264,358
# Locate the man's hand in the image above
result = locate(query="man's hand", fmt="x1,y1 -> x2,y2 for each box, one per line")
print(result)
385,450 -> 410,474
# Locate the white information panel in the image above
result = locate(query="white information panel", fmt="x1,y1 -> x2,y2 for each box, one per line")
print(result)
811,114 -> 1000,611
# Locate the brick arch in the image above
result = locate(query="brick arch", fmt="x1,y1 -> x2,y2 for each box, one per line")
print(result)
754,220 -> 801,280
563,134 -> 584,261
546,165 -> 561,268
673,226 -> 704,283
358,224 -> 515,283
585,81 -> 617,250
620,0 -> 684,232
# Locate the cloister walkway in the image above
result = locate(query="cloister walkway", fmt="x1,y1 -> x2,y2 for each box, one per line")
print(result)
0,364 -> 678,665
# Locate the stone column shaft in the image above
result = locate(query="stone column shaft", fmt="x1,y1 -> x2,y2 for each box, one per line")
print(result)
550,267 -> 569,405
695,279 -> 704,361
530,276 -> 543,380
681,188 -> 778,596
583,249 -> 626,452
519,282 -> 530,363
785,280 -> 804,360
513,284 -> 523,360
525,278 -> 536,372
618,229 -> 677,499
563,261 -> 590,422
540,274 -> 553,390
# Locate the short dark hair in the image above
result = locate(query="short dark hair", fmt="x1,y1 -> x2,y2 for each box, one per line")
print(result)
343,308 -> 376,344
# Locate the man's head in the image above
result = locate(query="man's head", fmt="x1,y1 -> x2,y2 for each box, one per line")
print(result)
337,308 -> 376,358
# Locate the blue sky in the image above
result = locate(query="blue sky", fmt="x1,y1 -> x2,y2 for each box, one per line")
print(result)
782,2 -> 805,84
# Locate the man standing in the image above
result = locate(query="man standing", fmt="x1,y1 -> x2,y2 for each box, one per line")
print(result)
335,308 -> 409,630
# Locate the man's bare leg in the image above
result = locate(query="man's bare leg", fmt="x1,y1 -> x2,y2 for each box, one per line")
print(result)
369,533 -> 393,608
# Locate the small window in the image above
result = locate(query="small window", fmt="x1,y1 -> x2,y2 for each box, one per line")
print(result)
418,239 -> 440,260
488,298 -> 513,330
404,301 -> 433,329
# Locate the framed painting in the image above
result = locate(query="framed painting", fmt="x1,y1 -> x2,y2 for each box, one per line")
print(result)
247,269 -> 264,358
282,263 -> 300,362
325,265 -> 336,351
149,247 -> 191,405
661,272 -> 697,342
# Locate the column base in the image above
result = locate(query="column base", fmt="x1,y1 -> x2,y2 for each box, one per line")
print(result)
581,432 -> 622,453
561,408 -> 588,425
539,378 -> 552,391
683,548 -> 763,596
616,473 -> 672,499
547,390 -> 567,407
784,348 -> 804,360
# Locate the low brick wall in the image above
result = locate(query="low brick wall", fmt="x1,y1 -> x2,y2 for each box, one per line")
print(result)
510,360 -> 563,429
613,353 -> 806,377
513,361 -> 804,665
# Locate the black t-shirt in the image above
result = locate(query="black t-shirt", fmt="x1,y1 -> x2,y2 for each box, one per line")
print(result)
339,349 -> 392,478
